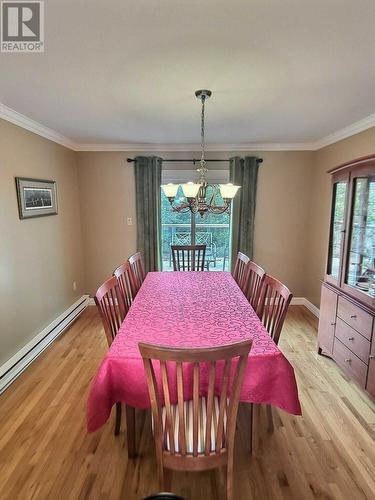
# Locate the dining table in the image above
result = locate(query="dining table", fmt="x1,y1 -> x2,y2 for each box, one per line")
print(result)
87,271 -> 302,457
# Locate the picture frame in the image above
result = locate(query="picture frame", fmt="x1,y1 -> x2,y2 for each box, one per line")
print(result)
15,177 -> 58,220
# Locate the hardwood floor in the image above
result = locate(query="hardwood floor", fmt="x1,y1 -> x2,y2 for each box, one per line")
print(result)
0,306 -> 374,499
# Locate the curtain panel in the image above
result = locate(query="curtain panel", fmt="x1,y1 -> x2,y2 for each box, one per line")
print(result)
229,156 -> 259,270
134,156 -> 162,272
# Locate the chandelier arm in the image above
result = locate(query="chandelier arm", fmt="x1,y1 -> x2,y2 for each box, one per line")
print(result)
170,198 -> 200,214
171,206 -> 192,214
169,200 -> 190,210
208,205 -> 230,214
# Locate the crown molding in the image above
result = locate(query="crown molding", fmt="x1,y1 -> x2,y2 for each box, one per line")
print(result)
75,141 -> 314,152
311,112 -> 375,150
1,101 -> 375,153
0,103 -> 78,150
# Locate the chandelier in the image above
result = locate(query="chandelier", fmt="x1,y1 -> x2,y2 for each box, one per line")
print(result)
161,90 -> 240,216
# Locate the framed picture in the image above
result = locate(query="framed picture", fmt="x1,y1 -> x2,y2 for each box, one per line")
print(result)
15,177 -> 58,219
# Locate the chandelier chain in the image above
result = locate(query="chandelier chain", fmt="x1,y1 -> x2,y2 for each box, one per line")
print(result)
199,96 -> 207,176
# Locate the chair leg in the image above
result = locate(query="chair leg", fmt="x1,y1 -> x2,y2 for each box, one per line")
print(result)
158,468 -> 164,491
266,404 -> 274,433
249,403 -> 254,455
156,450 -> 164,491
226,458 -> 233,500
114,402 -> 122,436
125,405 -> 136,458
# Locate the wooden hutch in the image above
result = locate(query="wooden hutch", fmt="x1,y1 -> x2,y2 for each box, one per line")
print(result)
318,154 -> 375,400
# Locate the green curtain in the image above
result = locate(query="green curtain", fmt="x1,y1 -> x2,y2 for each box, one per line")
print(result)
134,156 -> 162,272
229,156 -> 259,270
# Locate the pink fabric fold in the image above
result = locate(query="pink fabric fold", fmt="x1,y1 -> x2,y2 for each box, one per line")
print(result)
87,272 -> 301,432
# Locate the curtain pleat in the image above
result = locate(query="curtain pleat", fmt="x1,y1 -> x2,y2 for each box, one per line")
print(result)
134,156 -> 162,272
229,156 -> 259,270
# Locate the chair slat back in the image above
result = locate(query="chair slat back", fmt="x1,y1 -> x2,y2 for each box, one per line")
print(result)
113,261 -> 133,312
171,245 -> 206,271
128,252 -> 146,296
257,275 -> 293,344
139,341 -> 251,460
232,252 -> 250,292
243,261 -> 266,312
95,276 -> 127,347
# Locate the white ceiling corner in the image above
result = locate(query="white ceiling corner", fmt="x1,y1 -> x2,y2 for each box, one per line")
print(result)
0,103 -> 77,150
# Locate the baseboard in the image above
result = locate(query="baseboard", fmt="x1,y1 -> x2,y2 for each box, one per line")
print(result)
291,297 -> 320,318
0,294 -> 89,394
291,297 -> 305,306
88,297 -> 118,306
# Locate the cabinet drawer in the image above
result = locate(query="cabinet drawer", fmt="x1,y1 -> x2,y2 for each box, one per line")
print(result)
333,338 -> 368,387
335,318 -> 370,363
337,297 -> 373,340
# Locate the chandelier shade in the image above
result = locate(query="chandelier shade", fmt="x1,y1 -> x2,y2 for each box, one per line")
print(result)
161,183 -> 179,198
218,183 -> 241,199
181,182 -> 201,199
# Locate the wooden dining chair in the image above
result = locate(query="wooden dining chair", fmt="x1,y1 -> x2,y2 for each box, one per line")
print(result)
243,261 -> 266,313
257,274 -> 293,345
139,340 -> 252,500
255,274 -> 293,435
114,261 -> 134,312
128,251 -> 146,296
232,252 -> 250,292
94,276 -> 127,435
171,244 -> 206,271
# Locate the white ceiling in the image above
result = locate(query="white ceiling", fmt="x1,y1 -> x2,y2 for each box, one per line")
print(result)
1,0 -> 375,147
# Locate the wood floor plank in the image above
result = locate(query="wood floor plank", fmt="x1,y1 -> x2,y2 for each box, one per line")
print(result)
0,305 -> 374,500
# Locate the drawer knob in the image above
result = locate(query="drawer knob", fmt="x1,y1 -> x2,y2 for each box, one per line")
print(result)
370,355 -> 375,360
350,315 -> 357,319
344,358 -> 352,363
330,322 -> 336,326
348,337 -> 354,341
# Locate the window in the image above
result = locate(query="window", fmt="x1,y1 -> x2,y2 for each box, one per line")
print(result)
161,167 -> 231,271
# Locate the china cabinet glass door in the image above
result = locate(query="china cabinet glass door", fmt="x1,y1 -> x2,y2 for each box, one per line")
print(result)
327,177 -> 348,285
345,175 -> 375,298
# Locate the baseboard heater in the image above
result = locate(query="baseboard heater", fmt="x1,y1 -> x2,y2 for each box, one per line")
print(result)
0,294 -> 89,394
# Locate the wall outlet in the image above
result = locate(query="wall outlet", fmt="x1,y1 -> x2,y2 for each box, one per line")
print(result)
73,281 -> 77,291
127,217 -> 133,226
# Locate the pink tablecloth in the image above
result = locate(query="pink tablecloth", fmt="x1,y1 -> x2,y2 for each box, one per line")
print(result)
87,272 -> 301,432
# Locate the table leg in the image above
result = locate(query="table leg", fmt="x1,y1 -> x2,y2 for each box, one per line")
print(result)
125,405 -> 136,458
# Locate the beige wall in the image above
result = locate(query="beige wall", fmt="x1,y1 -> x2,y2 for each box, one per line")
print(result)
306,127 -> 375,307
0,119 -> 84,366
253,151 -> 314,296
77,152 -> 137,295
77,150 -> 314,297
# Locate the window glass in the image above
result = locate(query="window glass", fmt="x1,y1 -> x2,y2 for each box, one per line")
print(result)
346,177 -> 375,296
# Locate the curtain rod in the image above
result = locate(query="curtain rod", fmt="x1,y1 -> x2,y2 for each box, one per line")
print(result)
126,158 -> 263,164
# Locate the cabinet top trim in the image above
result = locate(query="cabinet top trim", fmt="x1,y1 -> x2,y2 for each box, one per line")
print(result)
322,281 -> 375,316
328,153 -> 375,174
